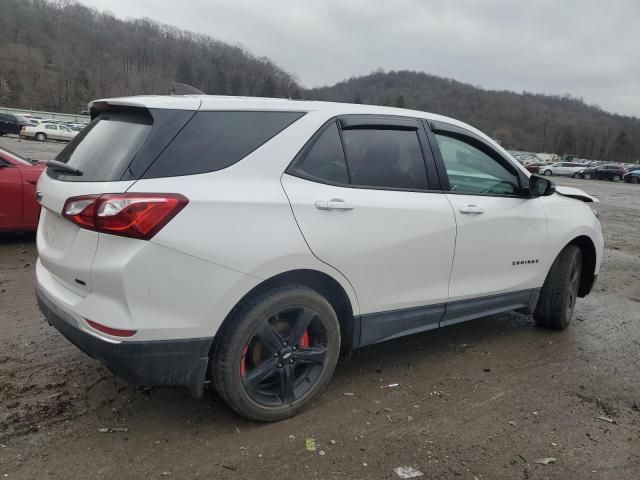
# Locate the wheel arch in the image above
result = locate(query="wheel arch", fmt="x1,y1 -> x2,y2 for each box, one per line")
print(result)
211,269 -> 358,357
564,235 -> 597,297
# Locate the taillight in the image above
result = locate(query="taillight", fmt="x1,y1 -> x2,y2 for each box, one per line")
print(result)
62,193 -> 188,240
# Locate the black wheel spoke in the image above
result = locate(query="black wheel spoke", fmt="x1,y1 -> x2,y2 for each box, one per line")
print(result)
279,364 -> 296,403
295,346 -> 327,365
243,357 -> 279,390
288,308 -> 315,345
255,321 -> 284,353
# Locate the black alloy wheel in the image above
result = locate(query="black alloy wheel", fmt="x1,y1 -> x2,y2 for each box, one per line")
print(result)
212,285 -> 341,421
240,306 -> 328,406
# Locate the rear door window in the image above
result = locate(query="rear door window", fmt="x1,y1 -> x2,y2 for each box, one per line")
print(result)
341,129 -> 428,190
288,122 -> 349,184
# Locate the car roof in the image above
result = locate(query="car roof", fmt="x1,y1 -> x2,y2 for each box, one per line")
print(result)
88,94 -> 510,159
91,94 -> 451,119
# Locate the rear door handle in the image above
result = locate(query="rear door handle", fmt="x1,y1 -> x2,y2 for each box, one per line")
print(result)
315,199 -> 354,211
459,204 -> 484,214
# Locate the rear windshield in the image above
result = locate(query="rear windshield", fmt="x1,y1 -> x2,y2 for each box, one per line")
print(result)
51,109 -> 153,182
49,108 -> 305,182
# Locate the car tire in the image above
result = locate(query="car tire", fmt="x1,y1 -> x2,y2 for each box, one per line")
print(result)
35,133 -> 47,141
583,173 -> 593,180
534,245 -> 582,330
543,170 -> 552,176
612,175 -> 621,182
212,285 -> 341,422
572,173 -> 580,178
631,177 -> 639,184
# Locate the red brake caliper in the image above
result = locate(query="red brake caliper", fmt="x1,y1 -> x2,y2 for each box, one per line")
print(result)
240,345 -> 248,377
241,330 -> 310,377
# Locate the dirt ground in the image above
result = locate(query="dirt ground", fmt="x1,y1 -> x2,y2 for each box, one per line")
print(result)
1,135 -> 639,479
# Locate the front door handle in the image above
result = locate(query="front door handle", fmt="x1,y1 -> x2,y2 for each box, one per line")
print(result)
459,204 -> 484,214
315,199 -> 354,211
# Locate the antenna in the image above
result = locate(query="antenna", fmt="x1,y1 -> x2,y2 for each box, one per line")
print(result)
170,83 -> 206,95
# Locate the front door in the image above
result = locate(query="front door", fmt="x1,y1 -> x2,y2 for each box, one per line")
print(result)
428,125 -> 548,306
282,117 -> 456,344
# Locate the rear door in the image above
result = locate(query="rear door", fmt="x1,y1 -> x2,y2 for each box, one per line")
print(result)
282,115 -> 456,343
44,124 -> 58,139
57,125 -> 74,141
427,121 -> 548,308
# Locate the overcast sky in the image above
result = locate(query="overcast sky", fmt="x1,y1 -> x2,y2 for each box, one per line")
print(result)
84,0 -> 639,116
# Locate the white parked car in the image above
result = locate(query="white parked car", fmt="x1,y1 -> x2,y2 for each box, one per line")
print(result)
21,122 -> 78,142
540,162 -> 585,177
36,96 -> 603,421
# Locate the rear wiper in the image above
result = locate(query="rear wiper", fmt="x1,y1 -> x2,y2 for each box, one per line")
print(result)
46,160 -> 83,176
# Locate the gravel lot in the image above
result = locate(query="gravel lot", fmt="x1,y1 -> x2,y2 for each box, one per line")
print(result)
1,135 -> 639,479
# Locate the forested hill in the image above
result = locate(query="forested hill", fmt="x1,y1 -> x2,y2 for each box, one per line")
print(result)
308,70 -> 640,161
0,0 -> 301,112
1,1 -> 639,161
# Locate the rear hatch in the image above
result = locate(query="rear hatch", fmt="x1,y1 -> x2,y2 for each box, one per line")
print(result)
37,100 -> 199,295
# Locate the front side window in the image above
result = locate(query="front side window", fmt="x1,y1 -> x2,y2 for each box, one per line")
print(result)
435,134 -> 520,195
292,122 -> 348,184
342,129 -> 428,190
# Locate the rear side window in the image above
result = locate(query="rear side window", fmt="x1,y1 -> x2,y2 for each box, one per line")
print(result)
342,129 -> 428,190
143,111 -> 305,178
290,122 -> 349,184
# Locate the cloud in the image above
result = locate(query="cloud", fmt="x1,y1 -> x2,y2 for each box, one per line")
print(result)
84,0 -> 640,116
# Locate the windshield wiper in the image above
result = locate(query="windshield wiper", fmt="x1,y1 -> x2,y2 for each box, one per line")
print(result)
46,160 -> 83,176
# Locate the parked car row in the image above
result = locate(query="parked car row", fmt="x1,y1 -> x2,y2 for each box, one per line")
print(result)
0,112 -> 86,141
576,164 -> 640,182
0,113 -> 39,135
524,160 -> 640,183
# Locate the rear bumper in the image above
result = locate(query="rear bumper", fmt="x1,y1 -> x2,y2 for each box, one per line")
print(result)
37,285 -> 212,398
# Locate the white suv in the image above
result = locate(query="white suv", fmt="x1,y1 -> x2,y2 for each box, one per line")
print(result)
36,96 -> 603,421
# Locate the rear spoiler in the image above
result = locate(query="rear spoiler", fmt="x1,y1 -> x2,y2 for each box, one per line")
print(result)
87,95 -> 202,120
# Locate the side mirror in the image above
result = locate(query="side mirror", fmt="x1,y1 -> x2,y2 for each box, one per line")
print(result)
528,175 -> 555,197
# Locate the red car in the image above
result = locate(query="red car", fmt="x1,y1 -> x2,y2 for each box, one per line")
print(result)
0,147 -> 45,232
525,163 -> 547,173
